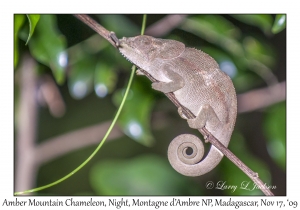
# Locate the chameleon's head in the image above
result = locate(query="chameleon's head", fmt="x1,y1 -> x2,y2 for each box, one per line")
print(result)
118,35 -> 185,69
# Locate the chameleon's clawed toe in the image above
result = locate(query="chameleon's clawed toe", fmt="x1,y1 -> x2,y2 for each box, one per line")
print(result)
187,118 -> 199,129
136,69 -> 145,75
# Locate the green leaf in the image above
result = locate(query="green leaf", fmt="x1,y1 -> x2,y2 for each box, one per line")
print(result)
90,155 -> 202,195
112,80 -> 155,146
263,102 -> 286,170
181,15 -> 244,57
243,36 -> 275,68
94,61 -> 117,98
272,14 -> 286,34
234,72 -> 260,92
67,37 -> 119,99
14,14 -> 26,67
25,14 -> 40,45
28,15 -> 67,84
231,15 -> 273,35
68,56 -> 95,99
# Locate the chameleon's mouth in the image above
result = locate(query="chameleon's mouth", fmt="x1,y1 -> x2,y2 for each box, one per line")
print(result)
118,41 -> 134,61
118,38 -> 147,65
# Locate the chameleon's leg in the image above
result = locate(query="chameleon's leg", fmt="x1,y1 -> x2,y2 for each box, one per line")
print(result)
187,104 -> 221,131
151,64 -> 185,93
109,31 -> 119,47
178,107 -> 188,119
136,69 -> 145,75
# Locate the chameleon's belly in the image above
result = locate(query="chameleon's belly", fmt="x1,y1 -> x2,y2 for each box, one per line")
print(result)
173,87 -> 205,117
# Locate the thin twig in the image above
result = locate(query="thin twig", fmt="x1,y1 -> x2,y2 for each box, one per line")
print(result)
203,127 -> 274,196
74,14 -> 274,196
74,14 -> 118,48
237,81 -> 286,113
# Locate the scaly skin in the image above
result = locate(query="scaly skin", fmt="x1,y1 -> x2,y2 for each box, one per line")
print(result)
118,35 -> 237,176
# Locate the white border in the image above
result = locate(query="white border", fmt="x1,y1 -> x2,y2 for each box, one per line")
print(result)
1,0 -> 297,209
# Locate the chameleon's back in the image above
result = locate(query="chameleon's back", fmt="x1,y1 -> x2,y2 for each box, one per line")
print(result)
170,47 -> 237,143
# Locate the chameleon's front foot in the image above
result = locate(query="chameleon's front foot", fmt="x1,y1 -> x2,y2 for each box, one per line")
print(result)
151,82 -> 170,92
186,104 -> 220,130
109,31 -> 119,47
136,69 -> 145,75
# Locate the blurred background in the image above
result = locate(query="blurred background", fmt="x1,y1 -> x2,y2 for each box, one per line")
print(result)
14,14 -> 286,195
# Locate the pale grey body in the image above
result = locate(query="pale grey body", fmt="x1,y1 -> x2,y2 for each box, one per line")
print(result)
118,35 -> 237,176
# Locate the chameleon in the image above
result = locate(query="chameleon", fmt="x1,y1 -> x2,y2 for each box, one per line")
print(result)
115,34 -> 237,177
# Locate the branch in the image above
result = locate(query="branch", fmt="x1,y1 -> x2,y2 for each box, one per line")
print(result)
74,14 -> 118,48
37,75 -> 66,117
145,15 -> 188,37
35,121 -> 124,166
237,81 -> 286,113
15,54 -> 38,192
73,14 -> 274,196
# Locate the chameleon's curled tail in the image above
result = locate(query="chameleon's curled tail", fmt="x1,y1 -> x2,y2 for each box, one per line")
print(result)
167,134 -> 224,177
